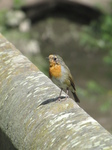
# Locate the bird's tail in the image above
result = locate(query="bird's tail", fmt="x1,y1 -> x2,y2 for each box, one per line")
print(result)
72,92 -> 80,103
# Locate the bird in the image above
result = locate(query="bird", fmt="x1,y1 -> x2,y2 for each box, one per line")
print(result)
48,54 -> 80,103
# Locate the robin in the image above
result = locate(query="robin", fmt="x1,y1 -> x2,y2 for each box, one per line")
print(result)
48,54 -> 80,103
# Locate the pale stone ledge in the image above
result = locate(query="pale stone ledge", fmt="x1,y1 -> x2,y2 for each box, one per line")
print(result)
0,33 -> 112,150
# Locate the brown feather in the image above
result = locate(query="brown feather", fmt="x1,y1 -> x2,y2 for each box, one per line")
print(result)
69,75 -> 80,103
72,91 -> 80,103
69,75 -> 76,91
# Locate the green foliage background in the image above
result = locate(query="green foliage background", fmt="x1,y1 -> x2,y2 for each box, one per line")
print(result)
80,10 -> 112,112
81,12 -> 112,65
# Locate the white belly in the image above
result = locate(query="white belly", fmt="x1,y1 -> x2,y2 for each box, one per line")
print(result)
52,75 -> 67,90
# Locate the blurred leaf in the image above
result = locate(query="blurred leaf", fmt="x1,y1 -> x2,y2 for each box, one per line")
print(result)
13,0 -> 24,9
80,11 -> 112,65
100,90 -> 112,112
0,10 -> 7,26
87,81 -> 105,94
100,100 -> 111,112
103,50 -> 112,65
13,0 -> 25,9
77,87 -> 88,97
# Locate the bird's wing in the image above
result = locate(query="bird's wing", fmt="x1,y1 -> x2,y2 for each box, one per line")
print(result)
69,75 -> 76,91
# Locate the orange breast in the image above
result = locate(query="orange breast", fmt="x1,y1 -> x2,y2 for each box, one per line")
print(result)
49,64 -> 61,78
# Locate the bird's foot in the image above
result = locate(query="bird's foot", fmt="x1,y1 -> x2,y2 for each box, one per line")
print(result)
64,95 -> 69,100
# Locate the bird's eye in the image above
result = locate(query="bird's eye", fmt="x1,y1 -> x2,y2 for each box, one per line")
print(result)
54,57 -> 57,61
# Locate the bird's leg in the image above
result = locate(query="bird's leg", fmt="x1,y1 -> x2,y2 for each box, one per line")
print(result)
66,88 -> 69,95
58,88 -> 63,100
65,88 -> 69,100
